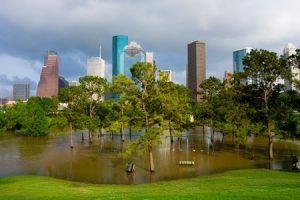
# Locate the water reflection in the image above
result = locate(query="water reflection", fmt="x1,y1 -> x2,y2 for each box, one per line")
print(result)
0,128 -> 300,184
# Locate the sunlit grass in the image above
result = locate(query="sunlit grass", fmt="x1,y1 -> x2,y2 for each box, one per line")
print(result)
0,169 -> 299,200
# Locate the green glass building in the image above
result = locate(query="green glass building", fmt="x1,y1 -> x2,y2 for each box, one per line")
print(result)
112,35 -> 128,76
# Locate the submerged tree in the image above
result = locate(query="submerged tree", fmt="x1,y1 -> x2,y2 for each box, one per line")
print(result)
197,76 -> 223,143
124,62 -> 166,173
59,85 -> 85,148
79,76 -> 109,143
243,49 -> 292,160
110,74 -> 138,141
3,97 -> 50,136
157,80 -> 191,143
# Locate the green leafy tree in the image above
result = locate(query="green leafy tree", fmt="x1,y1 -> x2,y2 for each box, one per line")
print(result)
3,101 -> 26,131
157,80 -> 191,143
96,99 -> 116,137
273,91 -> 300,139
218,75 -> 264,146
197,76 -> 223,143
59,85 -> 85,148
19,98 -> 49,136
125,62 -> 166,173
243,49 -> 292,159
4,98 -> 49,136
0,108 -> 6,132
79,76 -> 109,143
111,74 -> 138,141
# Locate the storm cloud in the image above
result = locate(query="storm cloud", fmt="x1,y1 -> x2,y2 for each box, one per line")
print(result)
1,0 -> 300,97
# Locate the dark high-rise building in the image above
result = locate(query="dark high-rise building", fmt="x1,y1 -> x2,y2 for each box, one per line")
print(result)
13,83 -> 30,101
187,41 -> 206,101
36,50 -> 59,97
58,76 -> 69,92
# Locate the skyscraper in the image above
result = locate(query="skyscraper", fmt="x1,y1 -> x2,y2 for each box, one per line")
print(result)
145,52 -> 154,65
283,43 -> 300,91
87,57 -> 105,77
187,41 -> 206,101
13,83 -> 29,101
233,47 -> 252,73
112,35 -> 128,77
36,50 -> 59,97
87,46 -> 105,78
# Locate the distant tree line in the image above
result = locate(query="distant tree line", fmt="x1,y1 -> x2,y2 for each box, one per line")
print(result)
0,49 -> 300,171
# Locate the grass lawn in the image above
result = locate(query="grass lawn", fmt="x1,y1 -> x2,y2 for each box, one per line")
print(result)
0,169 -> 299,200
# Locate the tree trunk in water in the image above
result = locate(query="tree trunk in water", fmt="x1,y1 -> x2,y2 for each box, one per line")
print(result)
211,126 -> 215,144
81,132 -> 84,143
143,102 -> 149,132
149,146 -> 155,173
120,126 -> 125,142
169,120 -> 173,143
268,133 -> 274,160
202,124 -> 205,145
89,103 -> 93,143
221,132 -> 225,144
99,127 -> 103,137
267,119 -> 274,160
89,131 -> 93,143
129,126 -> 132,140
120,105 -> 125,142
70,123 -> 74,149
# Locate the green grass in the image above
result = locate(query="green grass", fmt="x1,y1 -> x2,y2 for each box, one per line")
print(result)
0,169 -> 299,200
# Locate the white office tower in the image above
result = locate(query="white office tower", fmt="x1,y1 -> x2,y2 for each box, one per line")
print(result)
87,57 -> 105,78
87,46 -> 105,78
283,43 -> 300,91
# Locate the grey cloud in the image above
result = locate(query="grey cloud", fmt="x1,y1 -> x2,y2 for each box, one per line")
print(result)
1,0 -> 300,84
0,74 -> 37,97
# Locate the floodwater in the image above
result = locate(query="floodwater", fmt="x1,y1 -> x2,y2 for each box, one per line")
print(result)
0,127 -> 299,184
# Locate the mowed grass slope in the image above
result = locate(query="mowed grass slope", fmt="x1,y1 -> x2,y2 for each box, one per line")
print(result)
0,169 -> 299,200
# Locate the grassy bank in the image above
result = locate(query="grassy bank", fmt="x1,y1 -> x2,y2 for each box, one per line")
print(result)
0,169 -> 299,200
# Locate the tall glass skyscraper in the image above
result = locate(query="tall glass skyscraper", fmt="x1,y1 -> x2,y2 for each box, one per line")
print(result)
233,47 -> 252,73
112,35 -> 128,76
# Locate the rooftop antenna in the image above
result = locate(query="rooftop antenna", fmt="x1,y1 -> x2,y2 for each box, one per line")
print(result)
99,45 -> 102,59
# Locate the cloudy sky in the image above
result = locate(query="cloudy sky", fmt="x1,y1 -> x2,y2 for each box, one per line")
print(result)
1,0 -> 300,97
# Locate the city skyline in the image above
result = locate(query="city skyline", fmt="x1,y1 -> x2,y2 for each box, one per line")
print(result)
1,0 -> 300,97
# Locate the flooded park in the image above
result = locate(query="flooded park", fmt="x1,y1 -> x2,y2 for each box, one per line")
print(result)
1,127 -> 300,184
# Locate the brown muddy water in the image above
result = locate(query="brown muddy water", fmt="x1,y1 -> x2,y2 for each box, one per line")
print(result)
0,127 -> 299,184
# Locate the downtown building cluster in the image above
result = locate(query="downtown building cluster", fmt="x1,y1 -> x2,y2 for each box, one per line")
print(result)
34,35 -> 173,99
232,43 -> 300,91
3,37 -> 299,105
